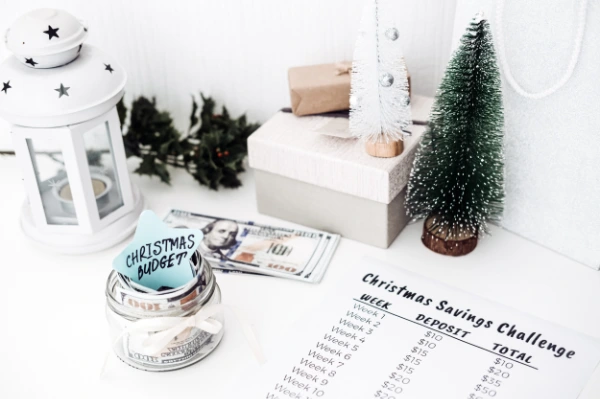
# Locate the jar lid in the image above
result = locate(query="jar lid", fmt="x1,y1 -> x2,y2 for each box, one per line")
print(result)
5,8 -> 88,68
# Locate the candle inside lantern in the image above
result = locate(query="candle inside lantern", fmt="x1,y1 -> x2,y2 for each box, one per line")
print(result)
59,178 -> 108,201
53,174 -> 113,216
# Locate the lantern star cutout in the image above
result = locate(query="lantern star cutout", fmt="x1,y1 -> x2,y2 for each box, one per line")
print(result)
54,83 -> 70,98
104,63 -> 114,73
43,25 -> 59,40
112,210 -> 203,290
2,81 -> 11,94
47,179 -> 60,189
25,58 -> 38,67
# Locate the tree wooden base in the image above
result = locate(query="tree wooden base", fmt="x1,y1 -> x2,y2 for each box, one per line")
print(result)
421,215 -> 478,256
365,138 -> 403,158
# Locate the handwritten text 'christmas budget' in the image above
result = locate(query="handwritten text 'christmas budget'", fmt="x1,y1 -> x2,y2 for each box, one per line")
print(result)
113,210 -> 202,290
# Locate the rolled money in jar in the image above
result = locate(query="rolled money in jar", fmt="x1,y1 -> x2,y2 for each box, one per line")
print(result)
105,252 -> 224,371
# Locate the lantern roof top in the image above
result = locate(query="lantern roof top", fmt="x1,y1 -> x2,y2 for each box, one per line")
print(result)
0,9 -> 126,128
7,9 -> 88,67
0,45 -> 126,127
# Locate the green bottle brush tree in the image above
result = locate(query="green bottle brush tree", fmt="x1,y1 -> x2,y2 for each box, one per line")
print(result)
406,14 -> 505,256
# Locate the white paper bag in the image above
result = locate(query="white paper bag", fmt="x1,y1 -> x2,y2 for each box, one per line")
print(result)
453,0 -> 600,269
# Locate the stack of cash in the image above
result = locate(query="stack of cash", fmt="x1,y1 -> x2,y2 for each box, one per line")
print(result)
163,209 -> 340,283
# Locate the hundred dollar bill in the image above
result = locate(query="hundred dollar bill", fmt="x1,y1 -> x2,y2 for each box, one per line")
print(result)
115,282 -> 206,313
124,327 -> 214,367
163,209 -> 340,283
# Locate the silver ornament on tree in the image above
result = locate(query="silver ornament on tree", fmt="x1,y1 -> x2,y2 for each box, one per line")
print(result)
385,28 -> 399,41
379,72 -> 394,87
0,9 -> 144,254
400,93 -> 411,107
350,0 -> 412,158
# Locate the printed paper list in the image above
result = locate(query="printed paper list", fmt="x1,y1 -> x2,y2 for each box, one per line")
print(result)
234,258 -> 600,399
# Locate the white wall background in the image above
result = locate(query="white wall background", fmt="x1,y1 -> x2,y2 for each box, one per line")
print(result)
0,0 -> 457,138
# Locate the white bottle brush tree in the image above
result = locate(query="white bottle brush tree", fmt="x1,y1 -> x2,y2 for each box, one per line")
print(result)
350,0 -> 411,158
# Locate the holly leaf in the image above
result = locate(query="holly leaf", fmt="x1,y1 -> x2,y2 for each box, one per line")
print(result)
153,161 -> 171,184
189,96 -> 199,132
159,139 -> 174,156
123,93 -> 260,190
193,167 -> 210,186
135,156 -> 171,185
221,106 -> 230,121
117,98 -> 128,131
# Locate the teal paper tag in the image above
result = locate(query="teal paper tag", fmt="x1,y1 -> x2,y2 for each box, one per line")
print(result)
112,210 -> 202,290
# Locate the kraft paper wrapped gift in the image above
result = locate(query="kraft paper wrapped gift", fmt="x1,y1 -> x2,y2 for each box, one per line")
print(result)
288,63 -> 352,116
288,62 -> 412,117
248,96 -> 433,248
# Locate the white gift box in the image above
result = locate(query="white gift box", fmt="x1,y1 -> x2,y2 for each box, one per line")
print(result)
248,96 -> 433,248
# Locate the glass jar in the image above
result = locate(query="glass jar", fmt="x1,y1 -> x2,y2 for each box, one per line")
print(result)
105,253 -> 224,371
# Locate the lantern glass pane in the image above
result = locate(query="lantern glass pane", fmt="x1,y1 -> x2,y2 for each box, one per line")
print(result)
26,138 -> 79,225
82,121 -> 124,219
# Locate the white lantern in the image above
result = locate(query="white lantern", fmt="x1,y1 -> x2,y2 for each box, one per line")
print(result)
0,9 -> 144,254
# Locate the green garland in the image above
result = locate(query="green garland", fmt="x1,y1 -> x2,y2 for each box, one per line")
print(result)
118,94 -> 260,190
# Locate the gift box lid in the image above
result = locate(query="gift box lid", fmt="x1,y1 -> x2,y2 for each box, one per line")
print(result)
249,95 -> 434,205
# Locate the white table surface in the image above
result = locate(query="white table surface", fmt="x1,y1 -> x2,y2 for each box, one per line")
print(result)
0,155 -> 599,399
